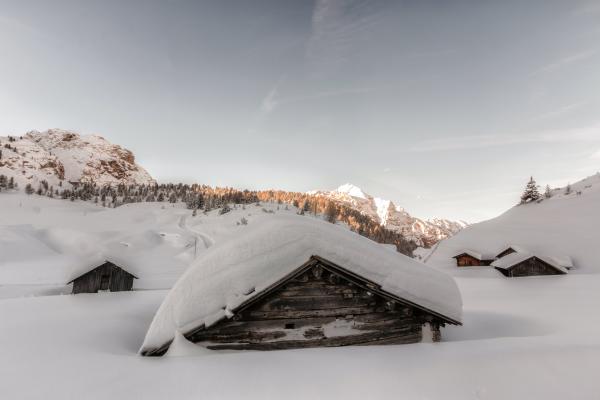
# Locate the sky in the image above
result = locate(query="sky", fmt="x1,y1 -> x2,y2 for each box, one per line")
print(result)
1,0 -> 599,222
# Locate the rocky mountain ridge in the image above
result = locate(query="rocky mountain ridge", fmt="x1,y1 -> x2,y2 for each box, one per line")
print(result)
0,129 -> 154,189
310,183 -> 468,247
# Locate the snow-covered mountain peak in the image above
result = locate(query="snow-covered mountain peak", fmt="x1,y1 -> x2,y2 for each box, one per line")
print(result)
312,183 -> 467,247
335,183 -> 368,199
0,129 -> 155,188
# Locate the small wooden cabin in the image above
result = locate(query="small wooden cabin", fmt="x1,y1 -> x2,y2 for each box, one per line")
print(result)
453,250 -> 494,267
69,261 -> 137,294
141,255 -> 461,356
492,254 -> 567,277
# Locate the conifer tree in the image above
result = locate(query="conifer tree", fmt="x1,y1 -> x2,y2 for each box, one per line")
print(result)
324,201 -> 337,223
520,176 -> 540,204
544,185 -> 552,199
565,183 -> 572,195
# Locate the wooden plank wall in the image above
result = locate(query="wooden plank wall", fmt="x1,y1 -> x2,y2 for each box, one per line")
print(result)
72,263 -> 134,294
508,257 -> 564,277
456,255 -> 482,267
186,262 -> 441,351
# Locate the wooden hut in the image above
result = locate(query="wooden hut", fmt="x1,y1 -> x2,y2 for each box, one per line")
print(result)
139,215 -> 464,356
452,250 -> 494,267
142,255 -> 461,355
492,253 -> 568,277
69,261 -> 138,294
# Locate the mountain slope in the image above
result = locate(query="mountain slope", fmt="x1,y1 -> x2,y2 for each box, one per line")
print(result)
0,129 -> 154,188
425,173 -> 600,273
311,183 -> 467,247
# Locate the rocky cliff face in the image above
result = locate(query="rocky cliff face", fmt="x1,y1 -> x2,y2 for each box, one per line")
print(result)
311,184 -> 468,247
0,129 -> 154,189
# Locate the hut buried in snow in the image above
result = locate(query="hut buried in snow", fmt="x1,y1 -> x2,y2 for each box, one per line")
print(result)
452,250 -> 495,267
140,215 -> 462,356
492,252 -> 571,277
69,260 -> 138,294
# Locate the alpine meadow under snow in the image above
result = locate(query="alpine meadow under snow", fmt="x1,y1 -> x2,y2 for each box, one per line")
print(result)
2,172 -> 600,398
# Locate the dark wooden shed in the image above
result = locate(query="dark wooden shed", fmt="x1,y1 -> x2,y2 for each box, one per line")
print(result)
453,251 -> 494,267
69,261 -> 138,294
492,255 -> 567,277
142,255 -> 461,356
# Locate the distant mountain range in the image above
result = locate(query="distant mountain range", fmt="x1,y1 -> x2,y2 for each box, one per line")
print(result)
0,129 -> 154,188
0,129 -> 466,247
310,183 -> 468,247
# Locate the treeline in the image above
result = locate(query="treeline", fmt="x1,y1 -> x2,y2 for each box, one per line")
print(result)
18,181 -> 260,210
0,175 -> 17,191
255,190 -> 416,256
9,180 -> 417,257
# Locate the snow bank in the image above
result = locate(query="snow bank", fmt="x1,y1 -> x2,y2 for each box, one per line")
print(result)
140,214 -> 462,353
2,276 -> 600,399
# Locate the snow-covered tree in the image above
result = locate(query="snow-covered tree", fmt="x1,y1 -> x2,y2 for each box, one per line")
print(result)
544,185 -> 552,199
25,183 -> 34,195
219,203 -> 231,215
565,183 -> 572,195
520,177 -> 541,204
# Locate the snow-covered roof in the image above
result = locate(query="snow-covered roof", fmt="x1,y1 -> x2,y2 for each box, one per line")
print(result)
491,252 -> 569,274
495,244 -> 529,257
453,249 -> 495,261
66,254 -> 140,283
65,246 -> 184,284
140,214 -> 463,353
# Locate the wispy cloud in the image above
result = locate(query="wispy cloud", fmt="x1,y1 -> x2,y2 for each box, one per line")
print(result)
406,49 -> 457,59
572,2 -> 600,16
410,122 -> 600,152
306,0 -> 382,76
534,49 -> 597,75
260,86 -> 279,114
529,102 -> 586,122
260,84 -> 374,115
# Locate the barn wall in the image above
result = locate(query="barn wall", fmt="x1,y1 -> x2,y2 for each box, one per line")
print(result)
507,258 -> 563,277
186,262 -> 441,351
109,267 -> 135,292
72,263 -> 134,294
456,255 -> 482,267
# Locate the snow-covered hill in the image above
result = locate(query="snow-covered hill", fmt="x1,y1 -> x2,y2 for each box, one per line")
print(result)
2,190 -> 600,399
426,173 -> 600,274
0,129 -> 154,189
0,192 -> 403,292
310,183 -> 467,246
